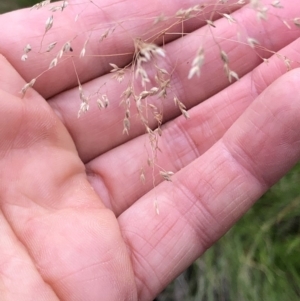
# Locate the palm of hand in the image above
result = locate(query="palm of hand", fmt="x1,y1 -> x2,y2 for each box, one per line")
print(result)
0,62 -> 137,300
1,1 -> 300,300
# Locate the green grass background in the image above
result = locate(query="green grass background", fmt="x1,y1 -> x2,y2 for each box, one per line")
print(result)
1,1 -> 299,300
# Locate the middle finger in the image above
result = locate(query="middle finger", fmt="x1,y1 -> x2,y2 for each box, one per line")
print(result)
49,2 -> 300,162
86,36 -> 300,215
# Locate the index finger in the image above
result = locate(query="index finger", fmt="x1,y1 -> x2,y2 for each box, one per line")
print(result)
0,0 -> 239,98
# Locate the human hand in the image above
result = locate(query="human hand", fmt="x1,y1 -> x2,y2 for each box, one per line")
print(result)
0,1 -> 300,300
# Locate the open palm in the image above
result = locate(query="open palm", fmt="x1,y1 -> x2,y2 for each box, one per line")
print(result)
0,1 -> 300,300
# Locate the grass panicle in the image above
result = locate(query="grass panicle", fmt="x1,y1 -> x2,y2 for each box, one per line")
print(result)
2,0 -> 299,300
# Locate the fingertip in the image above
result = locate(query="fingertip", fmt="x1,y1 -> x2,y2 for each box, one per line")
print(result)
225,68 -> 300,188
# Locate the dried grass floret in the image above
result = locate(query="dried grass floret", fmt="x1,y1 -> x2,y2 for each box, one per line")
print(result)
153,13 -> 166,25
21,44 -> 32,61
49,1 -> 68,12
256,7 -> 268,21
123,117 -> 130,135
140,168 -> 146,184
224,64 -> 239,82
271,1 -> 283,9
283,56 -> 291,71
46,41 -> 57,52
188,46 -> 204,79
135,39 -> 165,61
159,171 -> 174,182
134,39 -> 165,87
49,57 -> 58,69
77,85 -> 90,117
294,18 -> 300,28
78,102 -> 89,117
220,50 -> 229,64
20,79 -> 36,97
97,94 -> 109,109
176,5 -> 201,20
247,37 -> 260,48
21,54 -> 28,61
23,44 -> 32,53
62,41 -> 72,53
174,96 -> 190,119
206,20 -> 216,28
45,15 -> 54,33
31,0 -> 51,10
222,13 -> 236,24
99,25 -> 118,42
110,63 -> 125,83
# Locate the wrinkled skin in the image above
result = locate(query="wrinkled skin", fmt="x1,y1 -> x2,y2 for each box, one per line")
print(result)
0,1 -> 300,300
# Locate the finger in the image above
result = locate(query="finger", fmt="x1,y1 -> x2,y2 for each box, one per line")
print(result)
86,36 -> 300,215
0,56 -> 136,300
49,1 -> 300,162
0,0 -> 236,98
0,212 -> 60,301
119,69 -> 300,300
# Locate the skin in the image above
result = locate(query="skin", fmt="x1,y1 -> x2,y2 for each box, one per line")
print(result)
0,0 -> 300,300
